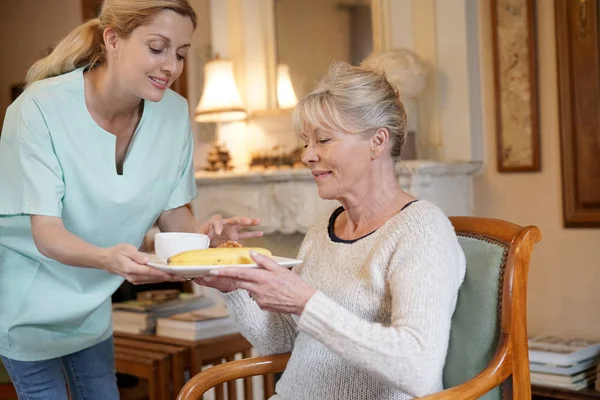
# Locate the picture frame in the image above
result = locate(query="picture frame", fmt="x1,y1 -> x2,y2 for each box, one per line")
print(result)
490,0 -> 540,172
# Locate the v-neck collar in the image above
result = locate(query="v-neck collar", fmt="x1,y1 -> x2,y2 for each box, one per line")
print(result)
77,67 -> 148,177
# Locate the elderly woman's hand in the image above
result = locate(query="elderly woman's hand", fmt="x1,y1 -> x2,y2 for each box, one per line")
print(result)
194,252 -> 316,315
199,214 -> 263,247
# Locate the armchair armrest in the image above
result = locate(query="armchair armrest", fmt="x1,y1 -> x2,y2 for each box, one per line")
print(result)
177,353 -> 291,400
417,336 -> 513,400
178,338 -> 514,400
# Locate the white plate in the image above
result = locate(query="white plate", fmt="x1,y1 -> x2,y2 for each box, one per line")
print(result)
147,254 -> 303,278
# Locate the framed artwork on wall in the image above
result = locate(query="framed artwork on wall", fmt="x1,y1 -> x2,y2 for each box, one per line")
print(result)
490,0 -> 540,172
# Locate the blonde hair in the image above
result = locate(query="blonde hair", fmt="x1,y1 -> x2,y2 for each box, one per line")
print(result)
25,0 -> 197,86
292,62 -> 407,163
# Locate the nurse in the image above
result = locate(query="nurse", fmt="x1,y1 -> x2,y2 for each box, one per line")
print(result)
0,0 -> 260,398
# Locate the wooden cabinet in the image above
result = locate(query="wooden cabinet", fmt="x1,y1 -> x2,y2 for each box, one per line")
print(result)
555,0 -> 600,227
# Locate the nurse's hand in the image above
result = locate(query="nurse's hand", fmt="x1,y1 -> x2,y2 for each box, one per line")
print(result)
199,215 -> 263,247
101,243 -> 184,284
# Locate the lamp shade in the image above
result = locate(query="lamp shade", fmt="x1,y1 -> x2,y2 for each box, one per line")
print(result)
276,64 -> 298,109
195,58 -> 247,123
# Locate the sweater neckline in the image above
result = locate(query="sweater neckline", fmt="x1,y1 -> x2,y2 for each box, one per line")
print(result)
327,200 -> 419,244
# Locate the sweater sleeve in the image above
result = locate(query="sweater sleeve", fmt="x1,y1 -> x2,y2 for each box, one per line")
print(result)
223,289 -> 298,355
220,227 -> 319,355
297,213 -> 466,397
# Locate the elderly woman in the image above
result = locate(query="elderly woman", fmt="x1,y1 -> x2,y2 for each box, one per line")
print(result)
195,62 -> 466,400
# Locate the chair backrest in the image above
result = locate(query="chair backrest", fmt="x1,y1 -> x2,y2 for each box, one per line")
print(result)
442,217 -> 541,400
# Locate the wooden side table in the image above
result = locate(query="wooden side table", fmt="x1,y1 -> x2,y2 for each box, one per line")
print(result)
115,337 -> 188,397
114,332 -> 258,400
532,385 -> 600,400
114,347 -> 170,400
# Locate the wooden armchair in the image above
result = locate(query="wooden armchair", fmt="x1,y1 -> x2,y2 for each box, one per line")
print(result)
177,217 -> 542,400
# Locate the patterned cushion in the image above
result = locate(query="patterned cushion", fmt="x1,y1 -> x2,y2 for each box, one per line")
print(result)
443,235 -> 508,400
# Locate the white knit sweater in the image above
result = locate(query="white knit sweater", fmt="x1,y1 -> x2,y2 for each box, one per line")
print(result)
224,200 -> 466,400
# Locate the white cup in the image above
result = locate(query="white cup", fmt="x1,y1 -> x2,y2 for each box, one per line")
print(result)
154,232 -> 210,263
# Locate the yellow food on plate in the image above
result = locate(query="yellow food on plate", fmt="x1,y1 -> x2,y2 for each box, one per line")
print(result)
167,247 -> 272,266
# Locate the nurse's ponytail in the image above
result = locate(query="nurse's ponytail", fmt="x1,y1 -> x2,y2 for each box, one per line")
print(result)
25,0 -> 197,87
26,18 -> 104,87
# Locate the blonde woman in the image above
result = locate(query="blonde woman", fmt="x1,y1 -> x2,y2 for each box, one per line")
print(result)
195,63 -> 466,399
0,1 -> 261,398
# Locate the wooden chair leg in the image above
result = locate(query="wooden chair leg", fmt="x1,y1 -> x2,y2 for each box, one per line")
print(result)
149,366 -> 160,400
172,353 -> 186,397
214,381 -> 225,400
157,359 -> 171,400
263,373 -> 275,400
242,349 -> 254,400
204,358 -> 225,400
226,355 -> 238,400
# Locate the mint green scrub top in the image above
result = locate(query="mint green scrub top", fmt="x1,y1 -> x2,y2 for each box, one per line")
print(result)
0,68 -> 197,361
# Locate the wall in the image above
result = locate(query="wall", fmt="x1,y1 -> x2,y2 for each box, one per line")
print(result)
387,0 -> 483,162
186,0 -> 213,170
476,1 -> 600,340
0,0 -> 82,125
276,0 -> 351,99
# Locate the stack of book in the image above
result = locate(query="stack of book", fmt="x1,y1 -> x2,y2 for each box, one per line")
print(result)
156,304 -> 239,341
112,290 -> 215,334
528,335 -> 600,390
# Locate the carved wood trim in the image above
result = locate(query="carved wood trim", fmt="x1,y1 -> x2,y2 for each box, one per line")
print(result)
555,0 -> 600,227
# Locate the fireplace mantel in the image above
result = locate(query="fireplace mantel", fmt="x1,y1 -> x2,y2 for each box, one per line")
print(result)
192,160 -> 482,235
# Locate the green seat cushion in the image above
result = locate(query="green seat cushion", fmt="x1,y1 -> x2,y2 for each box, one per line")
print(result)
443,235 -> 508,400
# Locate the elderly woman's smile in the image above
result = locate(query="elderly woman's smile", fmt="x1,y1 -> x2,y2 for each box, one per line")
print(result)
311,170 -> 332,182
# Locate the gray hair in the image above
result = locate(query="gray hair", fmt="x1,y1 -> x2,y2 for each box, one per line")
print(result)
292,61 -> 407,163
